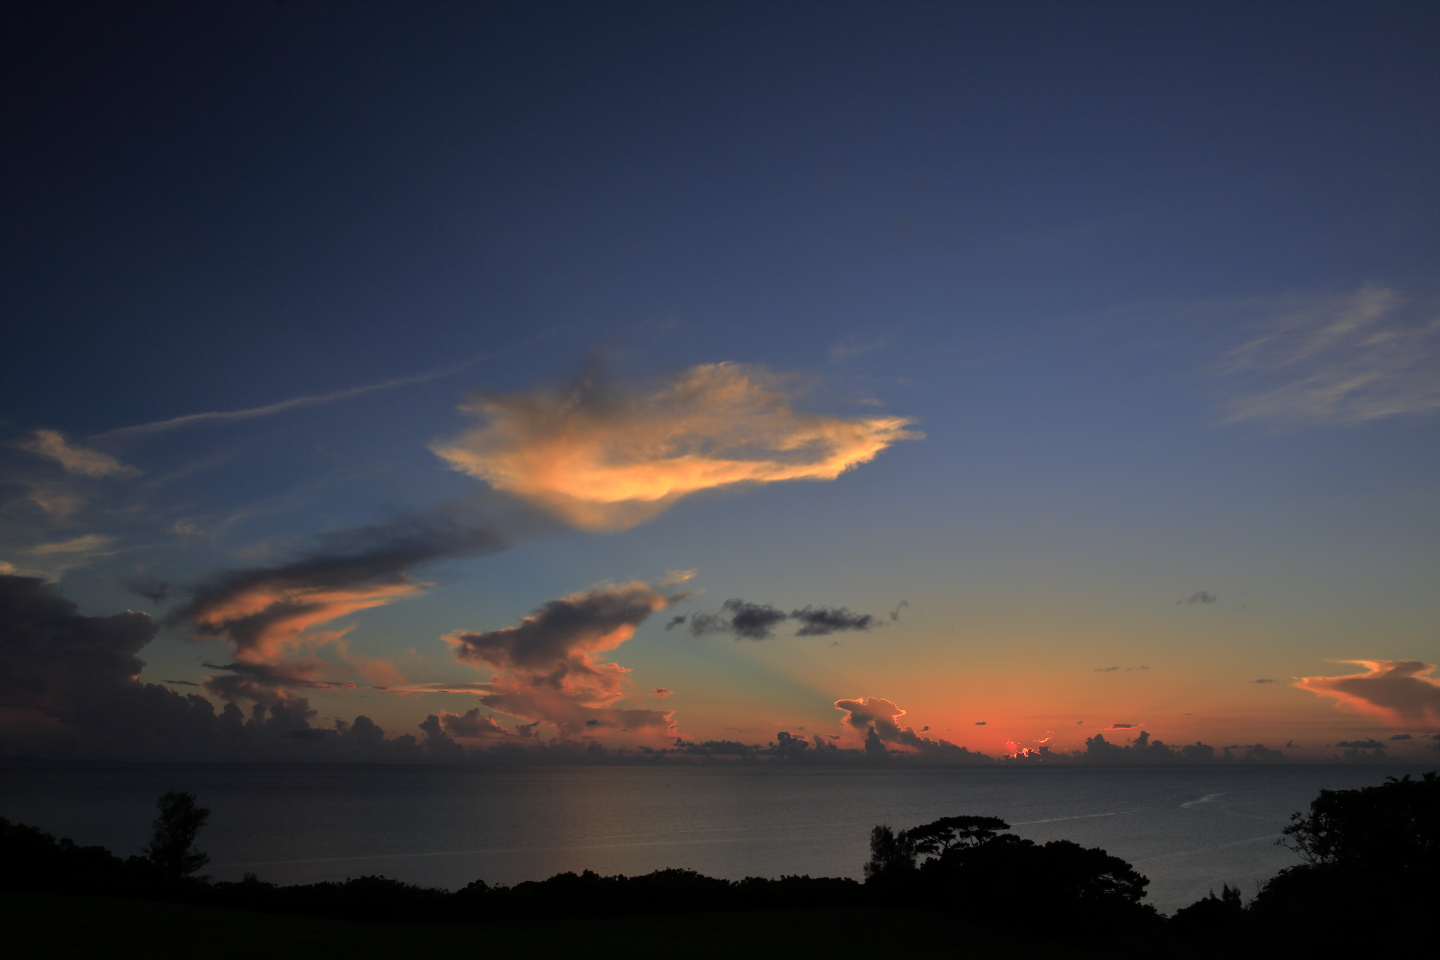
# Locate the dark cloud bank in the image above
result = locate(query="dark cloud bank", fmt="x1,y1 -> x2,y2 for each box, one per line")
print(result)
1,574 -> 1425,765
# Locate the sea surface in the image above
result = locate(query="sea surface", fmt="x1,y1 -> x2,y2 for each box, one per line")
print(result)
1,761 -> 1431,914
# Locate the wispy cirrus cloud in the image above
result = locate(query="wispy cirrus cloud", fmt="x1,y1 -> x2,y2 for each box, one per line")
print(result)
1,533 -> 120,580
201,658 -> 358,708
18,430 -> 139,478
89,342 -> 555,441
1221,286 -> 1440,426
431,362 -> 921,532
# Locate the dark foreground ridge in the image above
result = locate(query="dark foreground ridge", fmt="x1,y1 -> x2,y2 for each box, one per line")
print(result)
3,773 -> 1435,957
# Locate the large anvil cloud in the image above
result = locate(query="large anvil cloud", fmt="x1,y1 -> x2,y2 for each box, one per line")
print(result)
1296,660 -> 1440,724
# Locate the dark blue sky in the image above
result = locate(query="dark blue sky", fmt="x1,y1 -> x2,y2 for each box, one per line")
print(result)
2,1 -> 1437,756
6,1 -> 1436,426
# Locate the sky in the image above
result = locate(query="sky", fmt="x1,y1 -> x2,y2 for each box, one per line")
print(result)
2,0 -> 1438,764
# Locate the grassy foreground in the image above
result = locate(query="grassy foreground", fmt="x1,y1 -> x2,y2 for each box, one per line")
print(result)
3,890 -> 1160,960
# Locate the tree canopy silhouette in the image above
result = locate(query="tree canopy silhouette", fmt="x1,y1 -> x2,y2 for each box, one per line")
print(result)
906,815 -> 1009,856
1204,772 -> 1440,956
862,824 -> 915,884
861,812 -> 1154,934
144,791 -> 211,879
1279,770 -> 1438,872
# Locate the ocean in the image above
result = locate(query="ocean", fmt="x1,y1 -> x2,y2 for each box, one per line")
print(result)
1,761 -> 1430,914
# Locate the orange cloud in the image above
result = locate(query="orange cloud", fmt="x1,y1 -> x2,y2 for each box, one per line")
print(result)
834,695 -> 989,762
187,581 -> 422,661
1296,660 -> 1440,725
171,517 -> 503,662
446,581 -> 684,736
431,362 -> 921,531
436,708 -> 529,740
835,696 -> 909,739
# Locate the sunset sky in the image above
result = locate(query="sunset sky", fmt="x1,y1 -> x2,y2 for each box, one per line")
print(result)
3,1 -> 1437,763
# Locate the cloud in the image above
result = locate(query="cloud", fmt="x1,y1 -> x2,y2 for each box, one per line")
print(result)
169,516 -> 505,661
0,573 -> 430,761
1296,660 -> 1440,723
789,606 -> 877,636
835,696 -> 908,740
690,600 -> 790,641
18,430 -> 138,478
1103,722 -> 1140,731
3,534 -> 121,580
437,708 -> 525,740
1178,591 -> 1217,605
124,577 -> 173,605
1222,285 -> 1440,425
833,696 -> 990,763
653,687 -> 673,698
1079,731 -> 1255,765
1389,733 -> 1412,740
828,332 -> 892,363
430,362 -> 921,532
372,680 -> 494,696
200,659 -> 357,707
689,598 -> 880,640
1095,666 -> 1119,672
90,350 -> 516,440
664,614 -> 688,630
13,481 -> 86,521
1252,678 -> 1279,684
445,581 -> 684,737
1335,739 -> 1387,750
27,534 -> 115,557
889,600 -> 909,622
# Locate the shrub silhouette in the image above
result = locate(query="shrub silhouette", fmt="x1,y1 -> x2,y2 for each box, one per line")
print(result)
1168,884 -> 1243,944
0,817 -> 130,894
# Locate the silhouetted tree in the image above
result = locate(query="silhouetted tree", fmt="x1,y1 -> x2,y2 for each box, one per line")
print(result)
862,824 -> 916,884
1238,772 -> 1439,955
905,815 -> 1010,857
143,791 -> 211,879
1279,771 -> 1438,871
861,811 -> 1156,936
